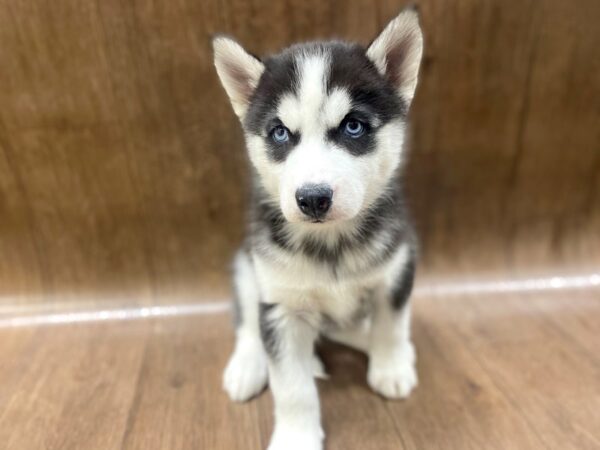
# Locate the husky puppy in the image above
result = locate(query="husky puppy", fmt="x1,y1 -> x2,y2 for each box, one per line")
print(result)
213,8 -> 423,450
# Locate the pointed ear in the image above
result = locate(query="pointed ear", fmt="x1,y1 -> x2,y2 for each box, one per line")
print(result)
212,36 -> 264,119
367,8 -> 423,107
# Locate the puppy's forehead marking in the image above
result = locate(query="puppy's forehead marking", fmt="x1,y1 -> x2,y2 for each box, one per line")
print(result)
277,52 -> 351,133
323,88 -> 352,128
297,53 -> 329,127
277,94 -> 301,132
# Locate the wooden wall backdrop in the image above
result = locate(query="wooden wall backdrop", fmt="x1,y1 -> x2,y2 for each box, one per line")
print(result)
1,0 -> 599,306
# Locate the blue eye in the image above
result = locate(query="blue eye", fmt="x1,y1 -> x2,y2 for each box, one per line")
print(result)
343,119 -> 365,138
271,125 -> 290,143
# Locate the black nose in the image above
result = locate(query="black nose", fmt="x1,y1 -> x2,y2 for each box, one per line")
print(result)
295,184 -> 333,220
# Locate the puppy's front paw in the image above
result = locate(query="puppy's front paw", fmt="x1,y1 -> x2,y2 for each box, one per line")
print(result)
368,343 -> 418,399
268,426 -> 324,450
223,341 -> 268,402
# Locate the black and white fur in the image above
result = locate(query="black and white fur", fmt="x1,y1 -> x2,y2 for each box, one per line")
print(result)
213,9 -> 423,450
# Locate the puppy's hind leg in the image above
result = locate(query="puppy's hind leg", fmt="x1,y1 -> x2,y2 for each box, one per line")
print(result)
223,250 -> 268,402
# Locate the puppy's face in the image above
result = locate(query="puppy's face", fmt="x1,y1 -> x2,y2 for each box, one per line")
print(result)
214,10 -> 423,225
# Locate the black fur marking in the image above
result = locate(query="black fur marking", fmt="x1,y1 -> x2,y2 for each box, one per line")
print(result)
326,42 -> 407,157
256,200 -> 292,252
328,43 -> 407,120
259,302 -> 280,358
265,119 -> 301,163
244,48 -> 299,164
327,114 -> 377,156
244,41 -> 407,161
391,252 -> 416,310
300,234 -> 347,266
247,176 -> 292,252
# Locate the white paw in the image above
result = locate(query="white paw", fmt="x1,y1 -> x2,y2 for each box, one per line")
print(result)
268,426 -> 323,450
223,341 -> 268,402
312,354 -> 328,379
368,343 -> 418,399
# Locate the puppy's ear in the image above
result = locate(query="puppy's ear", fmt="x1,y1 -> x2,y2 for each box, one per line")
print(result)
367,8 -> 423,107
213,36 -> 264,119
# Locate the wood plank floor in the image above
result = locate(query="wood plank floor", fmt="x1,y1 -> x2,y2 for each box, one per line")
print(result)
0,291 -> 599,450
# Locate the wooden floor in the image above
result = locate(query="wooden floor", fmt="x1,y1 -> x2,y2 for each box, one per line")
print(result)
1,291 -> 599,450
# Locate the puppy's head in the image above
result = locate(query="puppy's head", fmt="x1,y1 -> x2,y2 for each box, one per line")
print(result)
213,9 -> 423,225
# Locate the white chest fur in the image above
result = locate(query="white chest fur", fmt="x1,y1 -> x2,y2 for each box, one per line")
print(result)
252,243 -> 409,325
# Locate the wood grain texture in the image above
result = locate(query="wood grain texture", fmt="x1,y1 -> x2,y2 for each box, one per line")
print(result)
1,0 -> 599,305
408,0 -> 600,276
0,292 -> 599,449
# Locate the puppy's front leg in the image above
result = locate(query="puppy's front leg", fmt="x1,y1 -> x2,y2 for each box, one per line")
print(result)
367,256 -> 418,399
260,303 -> 323,450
